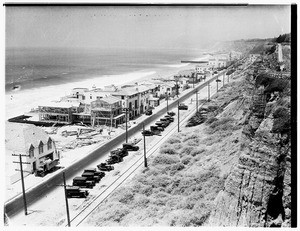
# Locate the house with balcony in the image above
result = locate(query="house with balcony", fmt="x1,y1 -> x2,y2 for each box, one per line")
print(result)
90,96 -> 124,127
6,122 -> 60,183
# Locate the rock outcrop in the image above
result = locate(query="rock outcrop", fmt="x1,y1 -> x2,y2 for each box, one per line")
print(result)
208,71 -> 291,227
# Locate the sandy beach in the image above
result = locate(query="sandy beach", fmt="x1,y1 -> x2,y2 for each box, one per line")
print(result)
5,57 -> 210,120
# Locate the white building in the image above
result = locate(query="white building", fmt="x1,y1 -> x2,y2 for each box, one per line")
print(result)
6,122 -> 59,183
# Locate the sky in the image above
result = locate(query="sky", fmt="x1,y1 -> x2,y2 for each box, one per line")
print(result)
5,5 -> 291,49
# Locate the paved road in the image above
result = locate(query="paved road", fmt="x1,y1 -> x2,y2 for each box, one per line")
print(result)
5,70 -> 227,217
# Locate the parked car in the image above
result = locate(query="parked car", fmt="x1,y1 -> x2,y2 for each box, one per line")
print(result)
150,125 -> 163,135
155,121 -> 168,128
66,186 -> 89,198
164,115 -> 174,122
81,172 -> 101,183
145,109 -> 153,115
83,168 -> 105,179
97,163 -> 114,171
160,118 -> 170,126
72,177 -> 94,188
167,111 -> 176,116
110,148 -> 128,157
142,130 -> 153,136
123,143 -> 139,151
178,103 -> 188,110
106,155 -> 123,165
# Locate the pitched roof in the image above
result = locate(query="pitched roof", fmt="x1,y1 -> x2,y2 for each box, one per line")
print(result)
5,122 -> 51,153
39,101 -> 80,108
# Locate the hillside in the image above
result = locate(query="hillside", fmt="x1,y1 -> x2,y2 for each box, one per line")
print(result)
81,37 -> 291,227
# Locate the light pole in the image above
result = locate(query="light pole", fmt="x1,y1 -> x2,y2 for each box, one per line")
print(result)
143,123 -> 148,168
125,108 -> 128,143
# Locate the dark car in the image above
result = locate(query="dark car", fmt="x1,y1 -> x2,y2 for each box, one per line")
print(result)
81,172 -> 101,183
150,125 -> 163,135
83,168 -> 106,179
66,186 -> 89,198
164,115 -> 174,122
110,148 -> 128,157
142,130 -> 153,136
160,117 -> 171,124
145,109 -> 153,115
167,111 -> 176,116
123,143 -> 139,151
106,155 -> 123,165
97,163 -> 114,171
73,177 -> 94,188
155,121 -> 168,128
178,103 -> 188,110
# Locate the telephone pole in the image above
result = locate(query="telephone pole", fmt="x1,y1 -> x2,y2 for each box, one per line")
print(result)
19,154 -> 28,216
196,89 -> 198,113
63,172 -> 71,227
177,101 -> 180,132
166,93 -> 169,113
143,123 -> 148,167
125,108 -> 128,143
207,82 -> 210,101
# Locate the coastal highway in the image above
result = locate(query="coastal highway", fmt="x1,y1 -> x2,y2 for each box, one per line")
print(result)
5,70 -> 228,218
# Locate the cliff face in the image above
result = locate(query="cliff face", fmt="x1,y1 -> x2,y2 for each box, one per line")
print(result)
208,72 -> 291,227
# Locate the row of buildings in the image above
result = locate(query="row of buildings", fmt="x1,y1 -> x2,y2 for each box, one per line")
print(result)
38,52 -> 242,127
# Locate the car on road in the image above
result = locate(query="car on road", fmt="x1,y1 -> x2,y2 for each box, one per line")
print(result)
178,103 -> 188,110
110,148 -> 128,157
83,168 -> 106,179
73,176 -> 94,188
155,121 -> 168,128
150,125 -> 163,135
106,155 -> 123,165
164,115 -> 174,122
66,186 -> 89,198
145,109 -> 153,115
167,111 -> 176,116
97,163 -> 114,171
141,130 -> 153,136
123,143 -> 139,151
160,118 -> 170,125
81,172 -> 101,183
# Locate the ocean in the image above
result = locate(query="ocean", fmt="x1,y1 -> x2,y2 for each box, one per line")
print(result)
5,47 -> 206,93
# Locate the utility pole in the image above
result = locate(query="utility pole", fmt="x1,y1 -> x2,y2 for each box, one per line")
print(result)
192,73 -> 195,88
19,154 -> 28,216
166,93 -> 169,113
223,73 -> 225,86
63,172 -> 71,227
125,108 -> 128,143
196,89 -> 198,113
207,82 -> 210,101
177,101 -> 180,132
143,123 -> 148,167
216,77 -> 219,92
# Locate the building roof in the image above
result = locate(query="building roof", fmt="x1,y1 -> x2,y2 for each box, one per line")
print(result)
39,101 -> 80,108
95,96 -> 121,104
5,122 -> 51,153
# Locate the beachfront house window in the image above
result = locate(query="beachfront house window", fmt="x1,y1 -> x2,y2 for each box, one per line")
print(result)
121,96 -> 124,99
29,145 -> 34,158
90,96 -> 92,99
47,138 -> 52,150
82,95 -> 85,100
39,142 -> 44,154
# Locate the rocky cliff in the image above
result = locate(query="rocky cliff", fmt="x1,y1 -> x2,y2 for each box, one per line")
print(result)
208,64 -> 291,227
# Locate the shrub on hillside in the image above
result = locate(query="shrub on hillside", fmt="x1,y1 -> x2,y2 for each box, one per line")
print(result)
181,156 -> 192,165
190,148 -> 207,157
181,146 -> 194,155
94,202 -> 130,224
272,106 -> 290,134
166,137 -> 181,144
160,147 -> 178,155
206,117 -> 218,125
111,187 -> 134,204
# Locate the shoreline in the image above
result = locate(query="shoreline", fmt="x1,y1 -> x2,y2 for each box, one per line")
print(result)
5,60 -> 199,120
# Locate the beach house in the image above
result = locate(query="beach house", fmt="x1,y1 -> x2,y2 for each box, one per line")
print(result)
90,96 -> 124,127
6,122 -> 60,183
209,57 -> 228,69
39,101 -> 80,124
